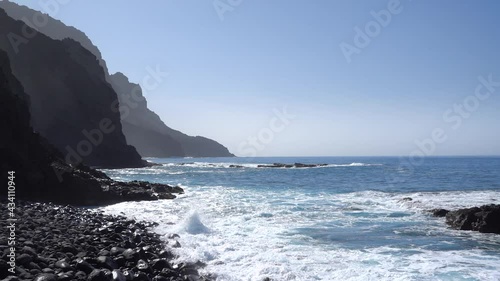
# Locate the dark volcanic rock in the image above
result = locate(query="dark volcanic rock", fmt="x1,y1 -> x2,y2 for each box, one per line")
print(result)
33,273 -> 57,281
0,8 -> 145,168
88,269 -> 108,281
430,209 -> 449,217
0,49 -> 182,206
0,202 -> 212,281
445,204 -> 500,234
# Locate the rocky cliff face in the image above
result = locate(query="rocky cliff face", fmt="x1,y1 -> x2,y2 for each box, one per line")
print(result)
109,73 -> 234,157
0,8 -> 145,168
108,73 -> 185,157
0,1 -> 234,158
0,0 -> 109,74
0,50 -> 182,205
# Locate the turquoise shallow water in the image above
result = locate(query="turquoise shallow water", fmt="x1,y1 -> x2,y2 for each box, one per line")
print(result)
101,157 -> 500,281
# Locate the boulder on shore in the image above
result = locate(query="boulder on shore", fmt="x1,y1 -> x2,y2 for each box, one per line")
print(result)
445,204 -> 500,234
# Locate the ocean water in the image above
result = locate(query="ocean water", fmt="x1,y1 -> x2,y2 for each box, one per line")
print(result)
100,157 -> 500,281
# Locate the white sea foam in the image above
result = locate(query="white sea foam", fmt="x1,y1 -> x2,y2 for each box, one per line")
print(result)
101,185 -> 500,281
327,162 -> 383,167
159,162 -> 382,169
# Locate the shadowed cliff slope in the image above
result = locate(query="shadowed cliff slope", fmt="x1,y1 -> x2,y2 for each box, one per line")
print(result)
0,1 -> 234,158
110,73 -> 234,157
0,8 -> 145,168
0,0 -> 109,74
0,50 -> 182,205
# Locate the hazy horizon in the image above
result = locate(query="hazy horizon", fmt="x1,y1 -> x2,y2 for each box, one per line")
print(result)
11,0 -> 500,157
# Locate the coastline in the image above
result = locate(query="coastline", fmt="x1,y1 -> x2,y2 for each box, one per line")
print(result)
0,200 -> 213,281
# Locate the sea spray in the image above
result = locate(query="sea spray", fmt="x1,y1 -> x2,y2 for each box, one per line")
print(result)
178,210 -> 211,235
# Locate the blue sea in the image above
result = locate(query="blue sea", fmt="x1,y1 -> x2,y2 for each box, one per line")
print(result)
101,157 -> 500,281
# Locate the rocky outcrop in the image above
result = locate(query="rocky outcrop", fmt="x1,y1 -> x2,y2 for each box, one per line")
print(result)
0,49 -> 181,206
0,8 -> 145,168
429,209 -> 449,217
445,204 -> 500,234
257,163 -> 328,168
109,72 -> 234,157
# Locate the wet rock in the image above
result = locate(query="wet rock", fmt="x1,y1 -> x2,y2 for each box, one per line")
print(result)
446,204 -> 500,234
110,269 -> 126,281
97,256 -> 118,270
33,273 -> 57,281
133,271 -> 150,281
430,209 -> 449,217
136,259 -> 150,271
2,276 -> 19,281
110,247 -> 125,256
88,269 -> 109,281
152,276 -> 169,281
56,272 -> 73,281
55,260 -> 73,271
122,249 -> 139,261
151,259 -> 170,271
122,270 -> 134,281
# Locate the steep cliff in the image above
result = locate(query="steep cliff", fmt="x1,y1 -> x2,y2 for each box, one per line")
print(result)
0,50 -> 182,205
0,0 -> 109,74
110,73 -> 234,157
108,72 -> 185,157
1,1 -> 234,158
0,8 -> 145,168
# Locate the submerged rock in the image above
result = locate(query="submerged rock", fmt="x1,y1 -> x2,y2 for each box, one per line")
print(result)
445,204 -> 500,234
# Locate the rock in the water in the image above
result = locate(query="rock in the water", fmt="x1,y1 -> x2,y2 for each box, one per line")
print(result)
430,209 -> 449,217
445,204 -> 500,234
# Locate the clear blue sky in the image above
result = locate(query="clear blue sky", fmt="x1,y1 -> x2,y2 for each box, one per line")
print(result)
12,0 -> 500,156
